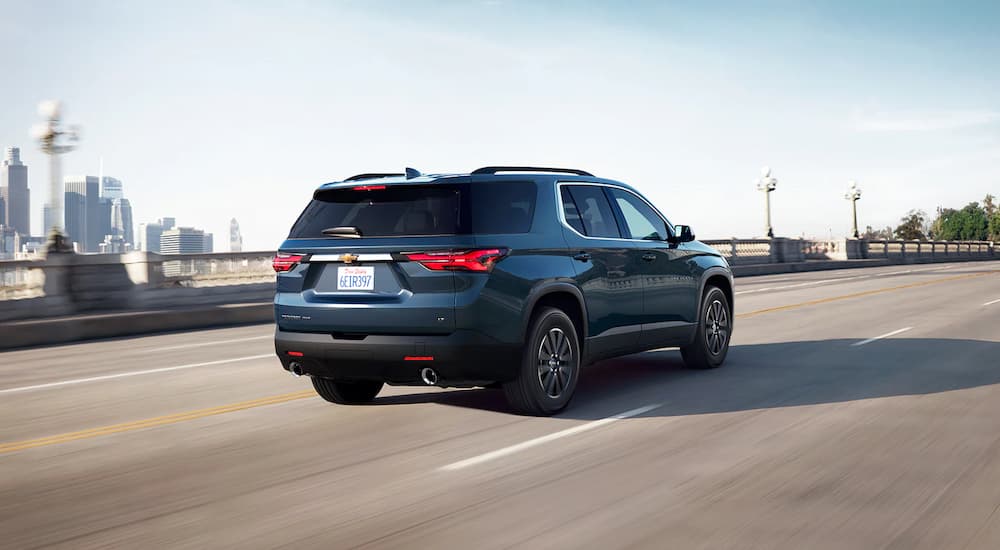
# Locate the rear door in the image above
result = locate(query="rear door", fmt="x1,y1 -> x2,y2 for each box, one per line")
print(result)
276,184 -> 473,335
559,184 -> 644,358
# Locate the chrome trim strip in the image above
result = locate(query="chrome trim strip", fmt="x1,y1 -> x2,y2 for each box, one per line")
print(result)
309,253 -> 394,262
555,182 -> 675,243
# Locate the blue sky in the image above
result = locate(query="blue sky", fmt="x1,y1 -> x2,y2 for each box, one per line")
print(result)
1,0 -> 998,250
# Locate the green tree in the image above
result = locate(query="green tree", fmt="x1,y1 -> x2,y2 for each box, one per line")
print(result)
985,194 -> 1000,241
894,210 -> 927,240
931,203 -> 988,241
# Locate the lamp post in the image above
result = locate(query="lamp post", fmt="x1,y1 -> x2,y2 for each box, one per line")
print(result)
844,180 -> 862,238
31,100 -> 79,253
755,166 -> 778,238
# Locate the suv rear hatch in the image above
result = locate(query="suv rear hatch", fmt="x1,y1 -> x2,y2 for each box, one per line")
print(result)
275,180 -> 535,335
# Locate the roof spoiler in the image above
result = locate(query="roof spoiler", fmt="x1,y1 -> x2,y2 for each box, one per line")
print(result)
345,167 -> 422,182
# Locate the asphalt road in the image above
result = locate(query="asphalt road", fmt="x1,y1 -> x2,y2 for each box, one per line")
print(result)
1,260 -> 999,549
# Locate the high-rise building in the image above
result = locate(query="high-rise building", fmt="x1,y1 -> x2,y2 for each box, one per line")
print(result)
98,197 -> 113,245
100,177 -> 123,200
1,147 -> 30,236
63,175 -> 100,252
203,232 -> 214,253
138,218 -> 176,253
229,218 -> 243,252
0,195 -> 6,226
111,198 -> 134,247
160,226 -> 212,254
42,204 -> 56,236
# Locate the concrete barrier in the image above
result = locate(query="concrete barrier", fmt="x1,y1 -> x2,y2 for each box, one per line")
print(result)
0,242 -> 995,350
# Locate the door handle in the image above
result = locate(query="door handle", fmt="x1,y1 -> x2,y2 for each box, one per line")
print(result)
642,253 -> 657,262
573,252 -> 592,262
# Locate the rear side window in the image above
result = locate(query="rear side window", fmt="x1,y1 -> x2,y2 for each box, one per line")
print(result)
470,181 -> 536,234
289,186 -> 463,238
563,185 -> 621,238
561,187 -> 586,235
288,181 -> 537,238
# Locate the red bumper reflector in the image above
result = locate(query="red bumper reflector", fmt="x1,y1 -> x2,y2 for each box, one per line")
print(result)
287,351 -> 304,357
404,356 -> 434,361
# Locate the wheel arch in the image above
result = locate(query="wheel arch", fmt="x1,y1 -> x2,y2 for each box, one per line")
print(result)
522,282 -> 588,349
699,267 -> 734,320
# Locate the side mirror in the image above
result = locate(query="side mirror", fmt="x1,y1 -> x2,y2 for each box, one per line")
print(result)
669,225 -> 695,244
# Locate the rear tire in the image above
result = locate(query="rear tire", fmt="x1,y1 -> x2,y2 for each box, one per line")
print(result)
681,286 -> 731,370
311,377 -> 383,404
503,307 -> 580,416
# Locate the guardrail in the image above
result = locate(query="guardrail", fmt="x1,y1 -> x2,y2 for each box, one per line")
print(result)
0,241 -> 994,323
704,238 -> 994,265
0,251 -> 276,322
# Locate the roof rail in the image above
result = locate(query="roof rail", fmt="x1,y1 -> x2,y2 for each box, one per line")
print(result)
344,173 -> 404,182
471,166 -> 594,177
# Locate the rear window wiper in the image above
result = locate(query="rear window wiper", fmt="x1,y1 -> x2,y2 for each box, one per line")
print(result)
321,226 -> 363,238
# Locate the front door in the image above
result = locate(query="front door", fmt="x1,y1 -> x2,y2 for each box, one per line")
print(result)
605,187 -> 698,348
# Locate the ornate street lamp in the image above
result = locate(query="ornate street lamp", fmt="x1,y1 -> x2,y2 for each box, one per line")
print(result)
755,166 -> 778,238
31,100 -> 79,253
844,181 -> 862,239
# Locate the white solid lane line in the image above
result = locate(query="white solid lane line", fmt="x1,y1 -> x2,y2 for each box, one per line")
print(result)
0,354 -> 274,395
735,276 -> 867,295
851,327 -> 913,347
440,403 -> 662,472
984,298 -> 1000,306
149,335 -> 271,352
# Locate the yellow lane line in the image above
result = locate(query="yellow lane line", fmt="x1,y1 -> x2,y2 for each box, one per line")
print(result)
2,269 -> 995,456
737,270 -> 996,319
0,390 -> 315,455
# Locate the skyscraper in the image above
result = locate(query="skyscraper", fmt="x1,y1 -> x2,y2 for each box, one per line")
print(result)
42,204 -> 56,237
1,147 -> 30,236
160,226 -> 212,254
138,218 -> 174,253
63,175 -> 100,252
100,176 -> 123,200
229,218 -> 243,252
111,198 -> 134,246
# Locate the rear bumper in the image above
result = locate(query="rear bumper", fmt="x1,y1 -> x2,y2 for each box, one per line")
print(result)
274,328 -> 521,386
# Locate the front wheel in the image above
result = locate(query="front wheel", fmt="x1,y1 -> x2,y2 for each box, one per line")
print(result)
311,377 -> 383,404
503,307 -> 581,416
681,286 -> 731,370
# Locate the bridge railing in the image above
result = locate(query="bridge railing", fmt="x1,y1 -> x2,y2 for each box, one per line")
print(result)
0,241 -> 994,321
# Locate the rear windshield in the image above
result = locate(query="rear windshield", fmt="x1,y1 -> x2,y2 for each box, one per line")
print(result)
288,181 -> 537,238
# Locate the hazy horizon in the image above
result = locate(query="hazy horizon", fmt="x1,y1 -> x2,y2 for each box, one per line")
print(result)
2,0 -> 998,250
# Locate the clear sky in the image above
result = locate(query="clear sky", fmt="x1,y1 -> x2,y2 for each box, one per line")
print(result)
1,0 -> 998,250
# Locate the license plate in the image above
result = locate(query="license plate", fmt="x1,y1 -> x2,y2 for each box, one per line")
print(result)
337,266 -> 375,291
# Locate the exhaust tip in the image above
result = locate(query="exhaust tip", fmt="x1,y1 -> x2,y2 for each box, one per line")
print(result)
420,367 -> 439,386
289,362 -> 304,377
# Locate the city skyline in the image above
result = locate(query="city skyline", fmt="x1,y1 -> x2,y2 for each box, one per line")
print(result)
1,2 -> 998,250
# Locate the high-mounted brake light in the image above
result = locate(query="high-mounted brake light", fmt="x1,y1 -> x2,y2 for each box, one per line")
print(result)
404,249 -> 509,272
352,185 -> 386,191
272,252 -> 305,273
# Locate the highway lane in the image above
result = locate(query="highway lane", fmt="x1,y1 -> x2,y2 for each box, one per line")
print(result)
1,260 -> 999,548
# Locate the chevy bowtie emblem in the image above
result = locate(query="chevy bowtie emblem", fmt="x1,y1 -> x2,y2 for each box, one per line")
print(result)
340,254 -> 359,264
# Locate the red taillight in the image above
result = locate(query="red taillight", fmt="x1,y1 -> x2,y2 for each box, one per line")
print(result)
404,249 -> 508,272
404,356 -> 434,361
353,185 -> 386,191
273,252 -> 305,273
287,351 -> 304,357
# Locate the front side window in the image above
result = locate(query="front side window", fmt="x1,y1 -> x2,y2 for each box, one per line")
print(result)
609,188 -> 668,240
564,185 -> 621,238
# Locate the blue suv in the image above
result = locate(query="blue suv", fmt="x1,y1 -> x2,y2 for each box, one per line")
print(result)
273,167 -> 733,415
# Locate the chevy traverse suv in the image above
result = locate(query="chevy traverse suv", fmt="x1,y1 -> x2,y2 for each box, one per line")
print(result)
273,167 -> 733,415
